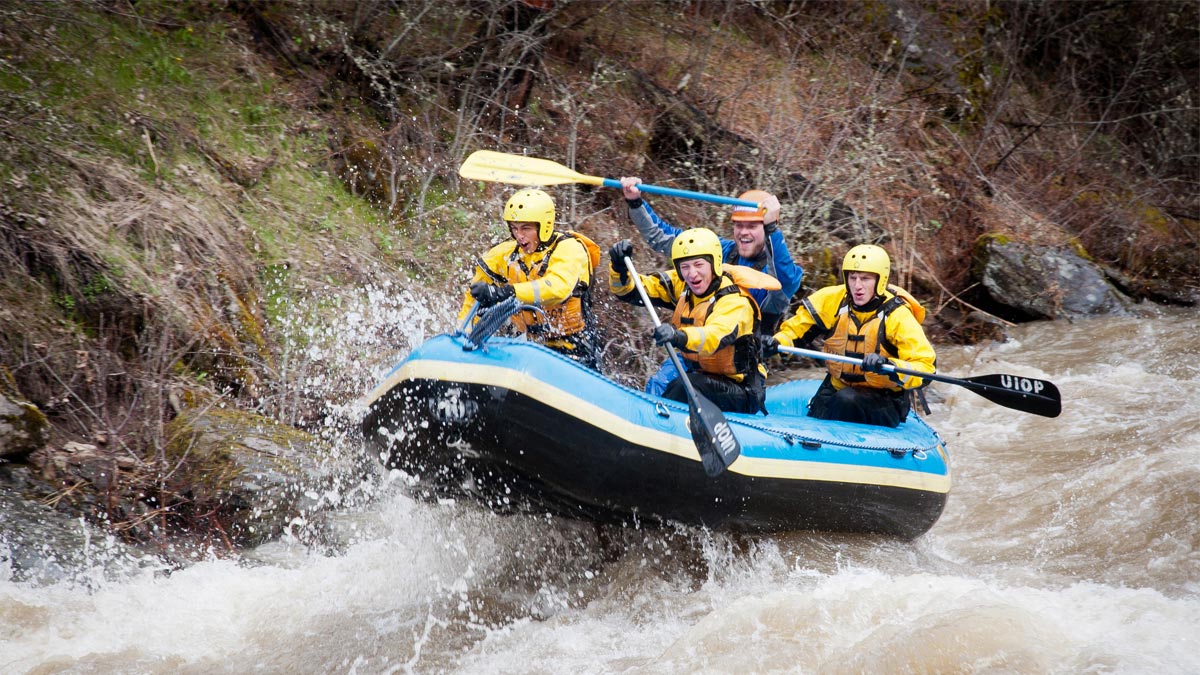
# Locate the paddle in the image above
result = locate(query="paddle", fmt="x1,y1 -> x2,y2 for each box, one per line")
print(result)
625,257 -> 742,476
459,150 -> 759,209
777,345 -> 1062,418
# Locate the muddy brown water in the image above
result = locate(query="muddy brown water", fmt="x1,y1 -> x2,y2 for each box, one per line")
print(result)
3,307 -> 1197,674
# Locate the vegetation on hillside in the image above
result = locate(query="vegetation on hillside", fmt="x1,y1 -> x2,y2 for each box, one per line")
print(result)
1,0 -> 1196,552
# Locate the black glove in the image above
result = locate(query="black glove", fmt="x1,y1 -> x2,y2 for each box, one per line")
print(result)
761,335 -> 780,358
609,239 -> 634,274
861,353 -> 890,373
470,281 -> 515,308
652,324 -> 688,348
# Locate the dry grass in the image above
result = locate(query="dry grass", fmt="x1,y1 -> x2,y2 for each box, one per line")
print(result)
567,1 -> 1197,310
0,0 -> 1195,551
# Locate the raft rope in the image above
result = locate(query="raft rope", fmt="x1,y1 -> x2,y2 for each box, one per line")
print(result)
461,299 -> 547,351
729,414 -> 944,457
612,369 -> 945,457
456,336 -> 945,457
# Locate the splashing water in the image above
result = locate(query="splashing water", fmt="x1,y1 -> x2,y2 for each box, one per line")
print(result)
3,299 -> 1198,674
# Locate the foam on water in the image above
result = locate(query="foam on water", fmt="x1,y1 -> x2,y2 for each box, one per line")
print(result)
2,296 -> 1197,674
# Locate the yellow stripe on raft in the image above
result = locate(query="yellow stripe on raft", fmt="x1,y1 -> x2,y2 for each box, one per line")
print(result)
364,359 -> 951,493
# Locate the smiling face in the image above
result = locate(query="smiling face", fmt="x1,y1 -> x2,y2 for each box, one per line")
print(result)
509,222 -> 541,253
846,271 -> 879,306
677,257 -> 715,295
731,220 -> 766,259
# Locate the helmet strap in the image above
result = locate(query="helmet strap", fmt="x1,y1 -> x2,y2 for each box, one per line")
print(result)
850,293 -> 885,312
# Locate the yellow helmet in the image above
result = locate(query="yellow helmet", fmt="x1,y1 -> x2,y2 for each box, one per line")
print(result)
842,244 -> 890,295
671,227 -> 724,277
503,188 -> 556,243
730,189 -> 770,222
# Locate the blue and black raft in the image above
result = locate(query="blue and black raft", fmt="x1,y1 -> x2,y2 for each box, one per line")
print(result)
359,301 -> 975,540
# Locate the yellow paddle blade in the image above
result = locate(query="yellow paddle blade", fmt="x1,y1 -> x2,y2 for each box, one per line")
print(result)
458,150 -> 606,187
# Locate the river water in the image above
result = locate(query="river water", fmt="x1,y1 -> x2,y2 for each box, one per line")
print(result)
3,305 -> 1198,674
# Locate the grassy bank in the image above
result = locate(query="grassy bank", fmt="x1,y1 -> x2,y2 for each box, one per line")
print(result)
1,0 -> 1195,554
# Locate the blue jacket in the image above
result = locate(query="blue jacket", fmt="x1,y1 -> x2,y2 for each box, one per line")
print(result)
628,198 -> 803,329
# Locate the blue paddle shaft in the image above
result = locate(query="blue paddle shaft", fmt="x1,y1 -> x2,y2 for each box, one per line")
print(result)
601,178 -> 758,208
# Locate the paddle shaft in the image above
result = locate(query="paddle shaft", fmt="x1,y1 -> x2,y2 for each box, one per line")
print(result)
459,150 -> 758,208
625,258 -> 698,400
624,256 -> 742,474
600,178 -> 756,208
780,344 -> 1001,390
777,344 -> 1061,417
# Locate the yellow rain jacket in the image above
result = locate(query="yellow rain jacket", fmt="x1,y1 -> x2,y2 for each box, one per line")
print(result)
458,231 -> 600,347
775,284 -> 935,391
611,265 -> 775,382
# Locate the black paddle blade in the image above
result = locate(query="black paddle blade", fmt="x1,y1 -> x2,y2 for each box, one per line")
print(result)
687,392 -> 742,477
962,374 -> 1062,418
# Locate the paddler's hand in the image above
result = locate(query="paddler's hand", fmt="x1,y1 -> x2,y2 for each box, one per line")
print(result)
652,324 -> 688,349
861,353 -> 890,373
619,176 -> 642,202
609,239 -> 633,274
470,281 -> 515,308
761,193 -> 781,233
761,335 -> 780,358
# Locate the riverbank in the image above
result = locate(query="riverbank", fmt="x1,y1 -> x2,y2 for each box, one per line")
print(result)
1,1 -> 1196,565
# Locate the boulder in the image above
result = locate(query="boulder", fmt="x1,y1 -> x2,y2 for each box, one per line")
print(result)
972,236 -> 1135,320
0,391 -> 49,460
164,407 -> 364,547
0,465 -> 158,585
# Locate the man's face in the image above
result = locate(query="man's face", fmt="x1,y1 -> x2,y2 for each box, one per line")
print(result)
846,271 -> 879,306
678,257 -> 715,295
510,222 -> 540,253
731,220 -> 766,259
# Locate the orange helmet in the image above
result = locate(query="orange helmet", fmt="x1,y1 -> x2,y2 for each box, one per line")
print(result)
730,189 -> 770,222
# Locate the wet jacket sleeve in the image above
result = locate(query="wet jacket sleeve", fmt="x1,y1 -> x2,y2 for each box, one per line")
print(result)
884,308 -> 936,389
512,238 -> 590,309
682,293 -> 756,356
773,286 -> 840,348
629,200 -> 680,257
767,227 -> 803,301
609,265 -> 678,310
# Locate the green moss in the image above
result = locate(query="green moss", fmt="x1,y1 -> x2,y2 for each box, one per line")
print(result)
807,247 -> 842,288
0,69 -> 30,93
1135,203 -> 1171,234
1074,190 -> 1104,208
970,233 -> 1016,279
4,4 -> 286,186
53,292 -> 76,313
1067,237 -> 1094,262
975,232 -> 1012,248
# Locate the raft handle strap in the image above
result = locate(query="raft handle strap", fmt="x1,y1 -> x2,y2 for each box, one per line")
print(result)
463,298 -> 547,351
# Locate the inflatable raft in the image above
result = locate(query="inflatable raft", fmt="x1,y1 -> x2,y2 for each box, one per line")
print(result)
361,310 -> 951,539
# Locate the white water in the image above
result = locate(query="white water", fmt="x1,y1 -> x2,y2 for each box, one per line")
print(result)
3,301 -> 1198,674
